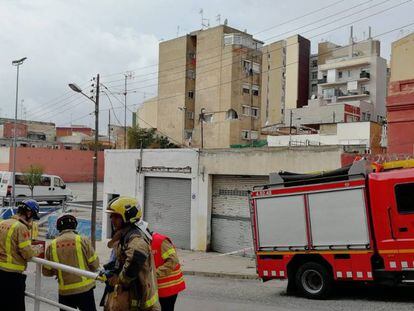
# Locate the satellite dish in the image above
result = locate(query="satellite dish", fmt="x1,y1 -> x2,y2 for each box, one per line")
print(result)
311,94 -> 316,99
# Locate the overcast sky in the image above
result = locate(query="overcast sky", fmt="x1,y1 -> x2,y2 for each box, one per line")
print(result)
1,0 -> 413,133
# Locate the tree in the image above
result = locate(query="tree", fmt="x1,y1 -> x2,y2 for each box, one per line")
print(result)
23,165 -> 44,198
127,126 -> 179,149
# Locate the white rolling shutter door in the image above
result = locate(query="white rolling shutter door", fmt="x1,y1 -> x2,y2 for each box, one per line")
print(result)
144,177 -> 191,249
211,175 -> 268,254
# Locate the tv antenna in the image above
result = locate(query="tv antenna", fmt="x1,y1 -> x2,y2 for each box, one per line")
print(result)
199,9 -> 209,29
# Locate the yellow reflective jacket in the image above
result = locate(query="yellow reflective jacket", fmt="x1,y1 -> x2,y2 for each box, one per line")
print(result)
42,230 -> 100,296
107,226 -> 160,311
0,216 -> 34,273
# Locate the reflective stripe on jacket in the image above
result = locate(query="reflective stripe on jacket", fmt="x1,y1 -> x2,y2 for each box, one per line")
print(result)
42,230 -> 99,296
0,216 -> 34,273
109,226 -> 160,311
152,232 -> 186,298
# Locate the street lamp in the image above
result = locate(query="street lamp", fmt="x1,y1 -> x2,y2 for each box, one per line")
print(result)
11,57 -> 27,207
68,75 -> 100,248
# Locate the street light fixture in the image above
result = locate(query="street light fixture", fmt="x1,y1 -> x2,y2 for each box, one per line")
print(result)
11,56 -> 27,207
68,75 -> 100,248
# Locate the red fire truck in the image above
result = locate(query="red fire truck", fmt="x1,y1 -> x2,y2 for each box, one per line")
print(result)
249,159 -> 414,299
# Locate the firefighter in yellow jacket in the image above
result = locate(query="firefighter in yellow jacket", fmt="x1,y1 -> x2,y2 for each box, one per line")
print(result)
42,214 -> 99,311
0,199 -> 41,311
104,197 -> 160,311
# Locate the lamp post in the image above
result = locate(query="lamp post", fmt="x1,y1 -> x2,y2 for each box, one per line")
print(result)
11,57 -> 27,207
68,75 -> 100,248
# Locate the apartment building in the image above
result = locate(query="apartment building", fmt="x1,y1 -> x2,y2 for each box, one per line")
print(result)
261,35 -> 310,128
150,25 -> 265,148
309,54 -> 318,98
316,32 -> 387,123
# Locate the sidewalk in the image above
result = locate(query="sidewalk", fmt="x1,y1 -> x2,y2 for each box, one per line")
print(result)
95,240 -> 258,280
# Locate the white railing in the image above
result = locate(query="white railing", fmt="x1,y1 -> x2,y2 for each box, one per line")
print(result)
27,257 -> 104,311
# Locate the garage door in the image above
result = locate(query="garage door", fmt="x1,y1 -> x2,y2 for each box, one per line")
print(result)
144,177 -> 191,249
211,175 -> 268,254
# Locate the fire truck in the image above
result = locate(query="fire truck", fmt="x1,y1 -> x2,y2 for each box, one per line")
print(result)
249,159 -> 414,299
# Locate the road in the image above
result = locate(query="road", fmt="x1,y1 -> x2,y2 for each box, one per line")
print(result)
25,273 -> 414,311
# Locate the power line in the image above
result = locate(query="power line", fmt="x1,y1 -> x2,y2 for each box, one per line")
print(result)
26,2 -> 411,127
100,0 -> 395,91
99,0 -> 351,79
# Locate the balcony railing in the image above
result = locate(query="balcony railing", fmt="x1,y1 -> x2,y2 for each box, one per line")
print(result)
318,77 -> 327,84
360,71 -> 370,79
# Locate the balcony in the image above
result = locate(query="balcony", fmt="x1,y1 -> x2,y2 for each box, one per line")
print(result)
360,71 -> 370,79
318,77 -> 327,84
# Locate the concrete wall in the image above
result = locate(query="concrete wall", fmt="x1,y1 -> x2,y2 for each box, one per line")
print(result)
103,147 -> 344,250
390,33 -> 414,82
0,147 -> 104,182
137,97 -> 158,129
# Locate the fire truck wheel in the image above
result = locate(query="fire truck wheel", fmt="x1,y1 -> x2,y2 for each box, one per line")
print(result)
295,262 -> 333,299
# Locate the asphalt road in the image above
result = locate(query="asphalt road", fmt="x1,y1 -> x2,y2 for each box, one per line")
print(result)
25,273 -> 414,311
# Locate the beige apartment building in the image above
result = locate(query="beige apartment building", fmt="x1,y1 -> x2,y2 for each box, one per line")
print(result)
261,35 -> 310,128
137,25 -> 264,148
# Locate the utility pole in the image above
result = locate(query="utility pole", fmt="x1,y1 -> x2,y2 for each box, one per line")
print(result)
289,110 -> 293,146
123,71 -> 134,149
108,110 -> 111,148
200,108 -> 205,149
91,74 -> 100,248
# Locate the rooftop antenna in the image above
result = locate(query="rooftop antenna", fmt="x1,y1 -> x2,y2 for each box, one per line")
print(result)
224,18 -> 228,26
349,26 -> 354,57
199,9 -> 209,29
216,14 -> 221,25
368,26 -> 372,39
176,25 -> 180,37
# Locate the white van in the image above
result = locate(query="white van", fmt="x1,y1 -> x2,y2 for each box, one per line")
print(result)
0,171 -> 73,205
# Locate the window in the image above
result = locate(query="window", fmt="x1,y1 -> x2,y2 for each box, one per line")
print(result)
338,71 -> 343,79
186,111 -> 194,120
184,130 -> 193,140
252,85 -> 259,96
252,62 -> 260,74
54,177 -> 61,187
242,84 -> 250,94
362,112 -> 366,120
348,70 -> 351,77
188,91 -> 194,99
15,175 -> 26,185
226,109 -> 238,120
251,107 -> 259,118
203,113 -> 213,123
311,72 -> 318,80
241,130 -> 250,139
242,106 -> 250,116
242,60 -> 251,72
366,113 -> 371,120
312,59 -> 318,68
395,183 -> 414,213
188,52 -> 196,59
186,70 -> 195,79
41,176 -> 51,186
311,84 -> 317,94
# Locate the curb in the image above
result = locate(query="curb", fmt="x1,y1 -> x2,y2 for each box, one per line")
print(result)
183,270 -> 258,280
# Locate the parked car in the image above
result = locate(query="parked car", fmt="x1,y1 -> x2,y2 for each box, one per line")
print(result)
0,171 -> 73,205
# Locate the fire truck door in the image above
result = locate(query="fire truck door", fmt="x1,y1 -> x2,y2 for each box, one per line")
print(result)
392,182 -> 414,241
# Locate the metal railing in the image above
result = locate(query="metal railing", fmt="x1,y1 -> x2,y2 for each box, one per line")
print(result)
27,257 -> 104,311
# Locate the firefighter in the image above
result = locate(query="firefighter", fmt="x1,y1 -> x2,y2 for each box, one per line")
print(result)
151,232 -> 186,311
0,199 -> 41,311
42,214 -> 99,311
104,197 -> 160,311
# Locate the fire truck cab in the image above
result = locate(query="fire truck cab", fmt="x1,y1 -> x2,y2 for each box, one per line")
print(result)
249,159 -> 414,299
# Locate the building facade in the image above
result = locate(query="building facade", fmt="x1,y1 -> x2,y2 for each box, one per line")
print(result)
261,35 -> 310,128
387,32 -> 414,154
103,147 -> 344,251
